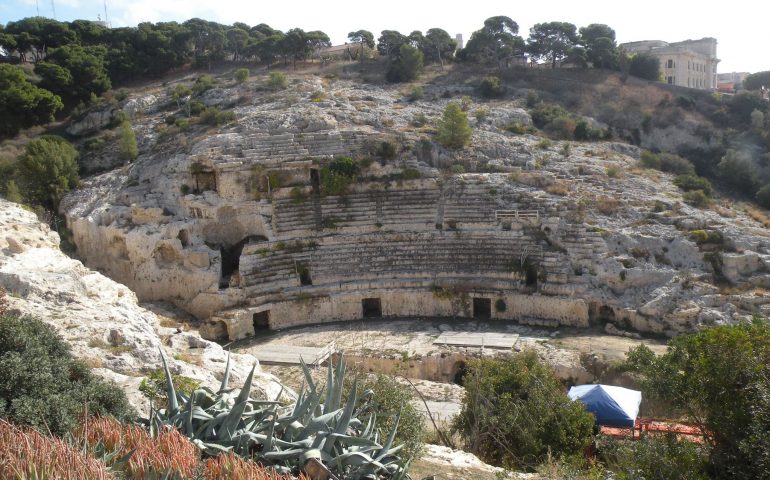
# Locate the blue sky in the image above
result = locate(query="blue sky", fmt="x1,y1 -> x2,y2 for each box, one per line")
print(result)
1,0 -> 767,73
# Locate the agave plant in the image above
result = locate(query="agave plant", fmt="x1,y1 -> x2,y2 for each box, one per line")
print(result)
147,350 -> 411,480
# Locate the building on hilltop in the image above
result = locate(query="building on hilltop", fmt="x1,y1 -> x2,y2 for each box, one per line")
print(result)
620,38 -> 719,90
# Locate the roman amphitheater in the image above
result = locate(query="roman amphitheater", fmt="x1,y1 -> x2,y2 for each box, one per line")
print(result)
60,71 -> 770,363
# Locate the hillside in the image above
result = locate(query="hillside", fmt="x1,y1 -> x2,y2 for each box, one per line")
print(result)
54,65 -> 770,343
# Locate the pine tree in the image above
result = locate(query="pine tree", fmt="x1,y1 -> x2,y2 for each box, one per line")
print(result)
436,102 -> 473,149
119,120 -> 138,163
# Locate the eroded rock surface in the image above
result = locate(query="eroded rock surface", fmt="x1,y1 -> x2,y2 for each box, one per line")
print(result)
0,199 -> 284,411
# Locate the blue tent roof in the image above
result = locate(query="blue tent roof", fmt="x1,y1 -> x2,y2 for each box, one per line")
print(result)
568,384 -> 642,428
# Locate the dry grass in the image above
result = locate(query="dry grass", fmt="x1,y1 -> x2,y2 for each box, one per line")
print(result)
79,416 -> 199,480
203,452 -> 304,480
595,195 -> 621,216
746,206 -> 770,228
0,420 -> 113,480
545,182 -> 570,196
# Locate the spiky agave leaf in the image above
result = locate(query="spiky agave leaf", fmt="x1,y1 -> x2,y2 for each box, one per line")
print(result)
158,347 -> 178,414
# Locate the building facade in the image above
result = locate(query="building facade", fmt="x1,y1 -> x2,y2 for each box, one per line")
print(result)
620,38 -> 719,90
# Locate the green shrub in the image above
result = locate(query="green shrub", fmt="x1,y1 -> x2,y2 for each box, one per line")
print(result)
174,117 -> 189,130
683,189 -> 710,207
718,149 -> 758,193
0,312 -> 135,435
659,153 -> 695,174
118,120 -> 138,162
436,103 -> 472,149
139,369 -> 200,408
639,150 -> 661,169
397,168 -> 421,180
622,320 -> 770,479
192,74 -> 215,95
188,100 -> 206,116
573,120 -> 604,141
375,140 -> 398,160
321,156 -> 359,195
530,103 -> 571,129
674,174 -> 713,196
348,374 -> 425,460
450,164 -> 465,174
479,76 -> 503,98
309,90 -> 325,102
386,44 -> 423,83
199,107 -> 235,126
266,71 -> 288,90
546,116 -> 577,139
756,184 -> 770,208
606,165 -> 621,178
454,351 -> 594,470
180,184 -> 191,195
505,122 -> 535,134
165,114 -> 177,125
233,68 -> 249,83
408,85 -> 424,101
15,136 -> 79,211
601,434 -> 708,480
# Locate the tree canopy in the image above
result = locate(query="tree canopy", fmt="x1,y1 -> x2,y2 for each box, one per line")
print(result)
436,102 -> 473,148
0,64 -> 62,137
527,22 -> 580,68
623,319 -> 770,478
15,136 -> 79,210
579,24 -> 618,69
461,16 -> 524,68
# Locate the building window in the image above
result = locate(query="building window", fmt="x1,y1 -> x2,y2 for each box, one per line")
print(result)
667,59 -> 674,68
667,76 -> 674,84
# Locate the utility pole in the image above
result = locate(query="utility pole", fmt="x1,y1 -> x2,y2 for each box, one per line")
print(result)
50,0 -> 56,19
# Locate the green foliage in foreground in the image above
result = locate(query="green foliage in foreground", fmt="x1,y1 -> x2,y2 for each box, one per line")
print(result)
623,319 -> 770,479
348,374 -> 425,460
453,351 -> 594,470
15,136 -> 79,211
0,311 -> 135,436
150,353 -> 411,479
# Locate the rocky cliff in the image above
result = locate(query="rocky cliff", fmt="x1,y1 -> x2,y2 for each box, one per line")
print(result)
60,70 -> 770,341
0,198 -> 283,411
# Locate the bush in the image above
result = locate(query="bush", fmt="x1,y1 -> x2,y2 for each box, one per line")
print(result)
436,102 -> 472,149
266,71 -> 288,90
192,74 -> 215,95
573,120 -> 604,141
119,120 -> 138,162
375,140 -> 398,160
139,369 -> 200,408
189,100 -> 206,116
453,351 -> 595,470
479,76 -> 503,98
674,174 -> 713,196
386,44 -> 423,83
530,103 -> 571,129
233,68 -> 249,83
639,150 -> 661,169
546,116 -> 577,139
15,136 -> 79,211
756,184 -> 770,208
718,149 -> 758,192
199,107 -> 235,126
683,189 -> 710,207
629,53 -> 660,81
622,319 -> 770,479
321,156 -> 359,195
601,433 -> 709,480
349,374 -> 425,460
0,312 -> 134,435
408,85 -> 424,101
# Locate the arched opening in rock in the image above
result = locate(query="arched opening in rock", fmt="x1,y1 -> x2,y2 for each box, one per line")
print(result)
220,236 -> 267,288
310,168 -> 320,194
177,229 -> 190,247
253,311 -> 270,331
473,297 -> 491,319
598,305 -> 616,323
453,361 -> 468,386
362,298 -> 382,318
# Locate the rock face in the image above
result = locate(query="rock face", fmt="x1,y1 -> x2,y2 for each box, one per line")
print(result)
60,73 -> 770,342
0,199 -> 283,412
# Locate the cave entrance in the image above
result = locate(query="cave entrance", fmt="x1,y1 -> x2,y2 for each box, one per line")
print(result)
310,168 -> 320,194
453,361 -> 468,386
473,298 -> 491,319
253,311 -> 270,331
177,229 -> 190,247
220,237 -> 264,289
362,298 -> 382,318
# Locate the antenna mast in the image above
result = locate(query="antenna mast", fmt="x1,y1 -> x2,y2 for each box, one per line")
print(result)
50,0 -> 56,19
103,0 -> 110,27
35,0 -> 40,16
